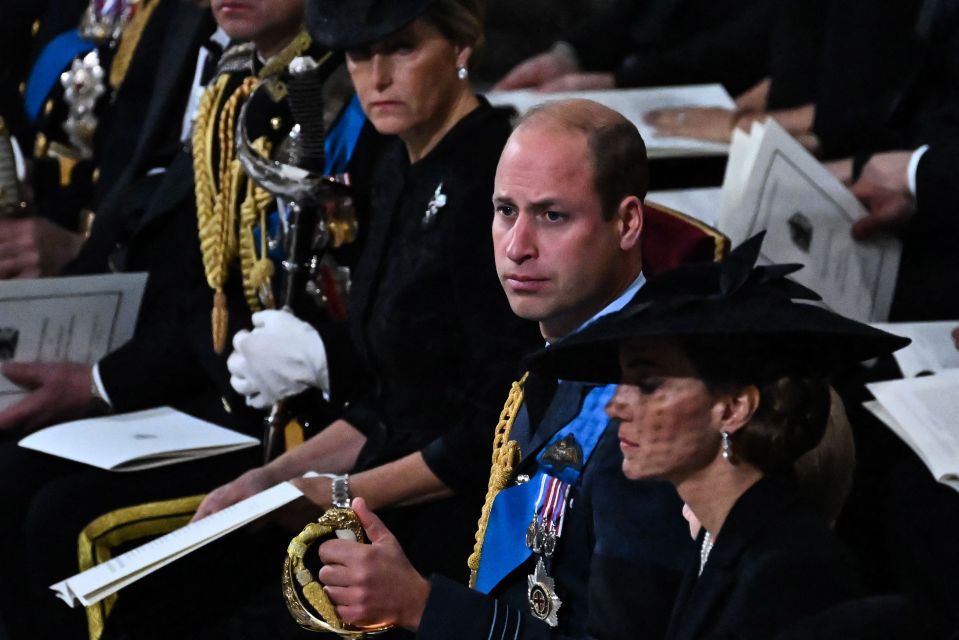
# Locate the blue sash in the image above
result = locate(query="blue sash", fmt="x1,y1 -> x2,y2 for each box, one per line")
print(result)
25,29 -> 97,123
474,384 -> 616,593
324,94 -> 364,175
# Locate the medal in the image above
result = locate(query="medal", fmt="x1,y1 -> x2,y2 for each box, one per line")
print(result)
524,475 -> 570,627
527,557 -> 562,627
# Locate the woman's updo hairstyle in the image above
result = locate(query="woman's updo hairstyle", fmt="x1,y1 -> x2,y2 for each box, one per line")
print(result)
683,337 -> 831,475
733,374 -> 831,474
424,0 -> 486,59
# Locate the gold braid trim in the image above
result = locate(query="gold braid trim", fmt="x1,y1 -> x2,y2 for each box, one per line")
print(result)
78,495 -> 205,640
109,0 -> 160,90
467,372 -> 529,588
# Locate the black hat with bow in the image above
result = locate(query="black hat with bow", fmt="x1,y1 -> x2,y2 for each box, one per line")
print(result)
526,233 -> 910,384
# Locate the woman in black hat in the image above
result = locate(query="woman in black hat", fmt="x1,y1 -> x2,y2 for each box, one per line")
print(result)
200,0 -> 541,580
528,234 -> 909,639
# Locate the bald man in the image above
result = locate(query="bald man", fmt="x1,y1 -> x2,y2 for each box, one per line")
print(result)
305,100 -> 694,640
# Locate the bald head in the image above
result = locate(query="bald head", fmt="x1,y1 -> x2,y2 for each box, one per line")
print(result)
515,99 -> 648,218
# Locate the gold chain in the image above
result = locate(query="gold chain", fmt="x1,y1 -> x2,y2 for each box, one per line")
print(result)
467,373 -> 529,588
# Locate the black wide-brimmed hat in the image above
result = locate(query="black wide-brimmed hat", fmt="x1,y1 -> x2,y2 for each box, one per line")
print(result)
306,0 -> 435,50
526,233 -> 910,384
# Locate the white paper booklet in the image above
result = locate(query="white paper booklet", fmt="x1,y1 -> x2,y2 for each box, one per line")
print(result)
717,119 -> 901,322
486,84 -> 735,158
51,479 -> 306,607
19,407 -> 259,471
647,187 -> 723,227
0,272 -> 147,409
870,321 -> 959,377
865,370 -> 959,492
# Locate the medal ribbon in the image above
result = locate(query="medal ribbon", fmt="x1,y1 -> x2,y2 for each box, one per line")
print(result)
474,384 -> 616,593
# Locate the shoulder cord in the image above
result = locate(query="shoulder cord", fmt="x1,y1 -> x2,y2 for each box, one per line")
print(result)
193,73 -> 259,353
467,372 -> 529,588
193,30 -> 320,353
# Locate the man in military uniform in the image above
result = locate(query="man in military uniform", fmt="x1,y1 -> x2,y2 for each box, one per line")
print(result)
302,100 -> 715,639
0,1 -> 372,637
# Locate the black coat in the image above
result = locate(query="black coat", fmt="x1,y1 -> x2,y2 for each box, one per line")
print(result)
665,475 -> 862,640
418,378 -> 692,640
320,99 -> 543,497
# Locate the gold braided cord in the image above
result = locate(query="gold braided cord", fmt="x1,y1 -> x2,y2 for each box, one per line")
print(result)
108,0 -> 159,90
194,27 -> 318,352
467,373 -> 529,588
193,74 -> 257,353
193,74 -> 229,290
238,136 -> 275,311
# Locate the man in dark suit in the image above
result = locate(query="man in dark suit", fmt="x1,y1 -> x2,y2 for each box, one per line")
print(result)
302,99 -> 698,640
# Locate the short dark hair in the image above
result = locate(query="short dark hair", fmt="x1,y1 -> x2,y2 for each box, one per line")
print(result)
517,99 -> 648,219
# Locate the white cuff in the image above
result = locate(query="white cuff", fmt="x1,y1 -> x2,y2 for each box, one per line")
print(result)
91,363 -> 113,407
907,144 -> 929,197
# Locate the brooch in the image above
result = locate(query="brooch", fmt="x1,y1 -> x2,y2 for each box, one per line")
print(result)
422,182 -> 447,227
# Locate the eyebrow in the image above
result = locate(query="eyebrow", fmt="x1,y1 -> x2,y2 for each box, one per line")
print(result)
490,196 -> 563,210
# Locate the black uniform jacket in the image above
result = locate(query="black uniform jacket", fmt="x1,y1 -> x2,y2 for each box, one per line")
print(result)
665,475 -> 862,640
419,378 -> 692,640
319,98 -> 542,495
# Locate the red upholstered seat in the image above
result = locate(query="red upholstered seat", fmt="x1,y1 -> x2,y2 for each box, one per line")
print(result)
641,201 -> 729,275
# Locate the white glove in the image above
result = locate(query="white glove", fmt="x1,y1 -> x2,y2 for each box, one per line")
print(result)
228,310 -> 330,409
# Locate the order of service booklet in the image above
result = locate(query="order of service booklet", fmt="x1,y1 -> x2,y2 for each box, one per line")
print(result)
861,322 -> 959,492
19,406 -> 259,471
717,118 -> 901,323
51,479 -> 308,607
0,272 -> 146,410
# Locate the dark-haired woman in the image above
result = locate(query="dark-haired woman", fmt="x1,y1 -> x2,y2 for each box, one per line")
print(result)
529,235 -> 909,639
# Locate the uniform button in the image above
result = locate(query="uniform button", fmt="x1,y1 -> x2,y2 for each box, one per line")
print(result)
222,397 -> 232,413
31,20 -> 41,37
